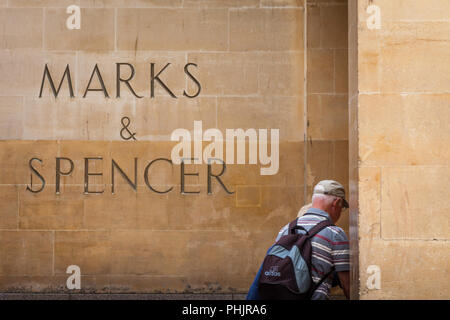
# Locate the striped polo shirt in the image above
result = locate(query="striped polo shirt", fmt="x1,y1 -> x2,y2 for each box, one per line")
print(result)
275,208 -> 350,300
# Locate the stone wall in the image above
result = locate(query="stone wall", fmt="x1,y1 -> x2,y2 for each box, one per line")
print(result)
0,0 -> 349,294
306,0 -> 348,236
349,0 -> 450,299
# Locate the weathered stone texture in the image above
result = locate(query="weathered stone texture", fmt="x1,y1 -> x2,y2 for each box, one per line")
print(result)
117,8 -> 228,51
229,8 -> 304,51
0,0 -> 352,296
306,0 -> 349,243
352,0 -> 450,299
45,8 -> 115,51
0,8 -> 42,49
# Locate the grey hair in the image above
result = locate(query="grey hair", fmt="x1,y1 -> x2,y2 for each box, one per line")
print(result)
312,193 -> 339,205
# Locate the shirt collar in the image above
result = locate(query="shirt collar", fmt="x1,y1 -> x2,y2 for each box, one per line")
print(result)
305,207 -> 333,222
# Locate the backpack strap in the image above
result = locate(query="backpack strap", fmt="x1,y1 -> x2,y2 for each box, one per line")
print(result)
306,219 -> 334,239
304,217 -> 337,299
309,267 -> 336,299
288,218 -> 309,235
288,218 -> 298,234
289,214 -> 333,237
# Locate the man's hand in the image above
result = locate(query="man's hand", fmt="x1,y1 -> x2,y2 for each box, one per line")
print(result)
337,271 -> 350,299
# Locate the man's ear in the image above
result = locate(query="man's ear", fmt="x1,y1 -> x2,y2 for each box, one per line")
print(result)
333,198 -> 342,208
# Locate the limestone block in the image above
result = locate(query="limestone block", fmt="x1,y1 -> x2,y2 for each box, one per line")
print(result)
308,0 -> 346,3
358,167 -> 381,239
8,0 -> 78,6
30,96 -> 136,141
83,186 -> 173,230
362,280 -> 450,300
307,4 -> 320,49
164,191 -> 229,231
306,141 -> 334,191
19,186 -> 84,230
319,4 -> 348,49
236,185 -> 261,207
257,141 -> 304,186
333,139 -> 349,190
364,0 -> 450,21
306,140 -> 349,192
202,141 -> 298,188
110,230 -> 190,275
230,8 -> 303,51
261,0 -> 304,7
0,96 -> 23,139
0,185 -> 18,229
117,8 -> 227,51
230,186 -> 304,233
307,49 -> 334,93
359,239 -> 450,299
80,0 -> 182,7
348,96 -> 358,163
359,94 -> 450,166
83,186 -> 139,230
217,97 -> 304,142
258,52 -> 305,97
334,49 -> 348,93
0,140 -> 58,185
0,231 -> 53,276
381,166 -> 450,240
178,231 -> 263,290
186,52 -> 259,96
357,37 -> 381,93
358,20 -> 450,93
184,0 -> 259,8
307,94 -> 348,140
135,97 -> 216,139
54,231 -> 111,275
215,163 -> 261,187
83,97 -> 135,141
54,98 -> 86,140
0,8 -> 42,49
0,51 -> 76,96
23,97 -> 57,140
44,8 -> 114,51
348,2 -> 358,96
378,22 -> 450,93
186,52 -> 304,97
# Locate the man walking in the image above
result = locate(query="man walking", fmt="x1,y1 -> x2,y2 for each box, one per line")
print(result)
247,180 -> 350,300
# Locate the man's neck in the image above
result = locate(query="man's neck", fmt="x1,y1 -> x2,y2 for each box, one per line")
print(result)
307,207 -> 334,223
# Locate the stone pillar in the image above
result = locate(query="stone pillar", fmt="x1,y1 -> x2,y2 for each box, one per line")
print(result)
349,0 -> 450,299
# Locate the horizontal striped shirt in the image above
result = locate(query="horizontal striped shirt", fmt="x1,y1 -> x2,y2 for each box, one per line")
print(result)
275,208 -> 350,300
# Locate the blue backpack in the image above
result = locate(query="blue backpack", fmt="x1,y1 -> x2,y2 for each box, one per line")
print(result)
256,217 -> 335,300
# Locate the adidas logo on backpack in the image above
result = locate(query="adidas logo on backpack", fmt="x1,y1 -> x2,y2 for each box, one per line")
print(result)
264,266 -> 281,277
